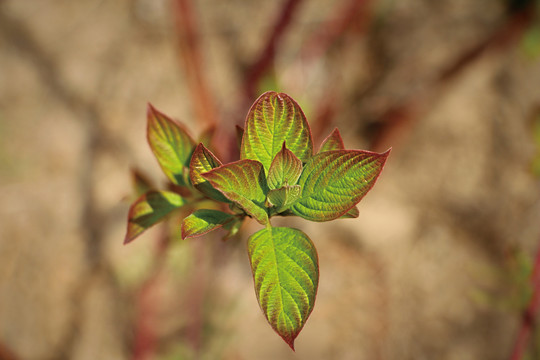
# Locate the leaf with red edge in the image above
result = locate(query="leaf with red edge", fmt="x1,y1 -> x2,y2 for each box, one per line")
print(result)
241,91 -> 313,173
147,103 -> 195,186
248,226 -> 319,350
318,128 -> 345,153
189,143 -> 229,202
291,149 -> 390,221
125,190 -> 186,244
267,142 -> 303,190
202,160 -> 269,225
181,209 -> 235,239
340,206 -> 359,219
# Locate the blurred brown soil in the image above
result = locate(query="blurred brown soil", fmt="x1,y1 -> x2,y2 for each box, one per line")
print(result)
1,0 -> 540,359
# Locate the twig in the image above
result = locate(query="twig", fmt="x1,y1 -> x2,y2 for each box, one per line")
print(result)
369,5 -> 535,152
299,0 -> 371,64
0,8 -> 124,360
0,340 -> 20,360
243,0 -> 304,101
173,0 -> 218,129
509,237 -> 540,360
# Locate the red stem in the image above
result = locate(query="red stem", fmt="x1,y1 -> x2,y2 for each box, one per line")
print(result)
173,0 -> 218,128
300,0 -> 370,63
510,241 -> 540,360
243,0 -> 303,101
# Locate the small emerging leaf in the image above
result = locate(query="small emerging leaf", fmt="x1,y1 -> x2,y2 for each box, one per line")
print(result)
125,190 -> 186,244
318,128 -> 345,153
340,206 -> 359,219
267,142 -> 303,190
247,227 -> 319,350
241,91 -> 313,173
147,104 -> 195,186
202,160 -> 269,225
181,209 -> 235,239
189,143 -> 229,202
291,149 -> 390,221
267,185 -> 301,213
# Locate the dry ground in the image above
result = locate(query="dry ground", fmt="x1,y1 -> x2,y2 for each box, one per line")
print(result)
1,0 -> 540,359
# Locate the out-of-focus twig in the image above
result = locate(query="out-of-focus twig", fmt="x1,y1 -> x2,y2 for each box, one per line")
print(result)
301,0 -> 372,143
509,239 -> 540,360
243,0 -> 304,102
300,0 -> 371,64
173,0 -> 218,129
369,5 -> 535,152
0,340 -> 20,360
0,8 -> 124,360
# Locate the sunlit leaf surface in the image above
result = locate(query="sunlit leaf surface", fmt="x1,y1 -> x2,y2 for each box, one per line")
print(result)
247,227 -> 319,350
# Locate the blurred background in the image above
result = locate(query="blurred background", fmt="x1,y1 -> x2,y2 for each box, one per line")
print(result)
1,0 -> 540,359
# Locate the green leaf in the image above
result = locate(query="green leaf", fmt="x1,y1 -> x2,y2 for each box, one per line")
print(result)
247,227 -> 319,350
181,209 -> 235,239
202,160 -> 269,225
125,190 -> 186,244
241,91 -> 313,173
318,128 -> 345,152
267,142 -> 303,190
189,143 -> 229,202
291,149 -> 390,221
267,185 -> 301,213
339,206 -> 359,219
147,103 -> 195,186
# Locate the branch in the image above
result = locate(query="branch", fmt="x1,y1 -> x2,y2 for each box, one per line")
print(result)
509,235 -> 540,360
243,0 -> 303,101
369,6 -> 535,152
173,0 -> 218,128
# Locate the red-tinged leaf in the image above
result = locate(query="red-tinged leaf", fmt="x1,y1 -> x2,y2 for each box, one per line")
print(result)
241,91 -> 313,173
267,142 -> 303,190
291,149 -> 390,221
340,206 -> 359,219
202,160 -> 269,225
181,209 -> 235,239
125,190 -> 186,244
147,103 -> 195,186
318,128 -> 345,153
189,143 -> 229,202
248,227 -> 319,350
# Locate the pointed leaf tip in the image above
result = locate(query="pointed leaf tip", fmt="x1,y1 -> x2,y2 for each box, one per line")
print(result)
181,209 -> 235,239
241,91 -> 313,173
267,142 -> 303,190
189,143 -> 229,202
124,190 -> 186,244
318,127 -> 345,153
147,104 -> 195,186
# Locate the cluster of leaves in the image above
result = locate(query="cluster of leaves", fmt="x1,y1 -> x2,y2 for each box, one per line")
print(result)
125,91 -> 390,350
